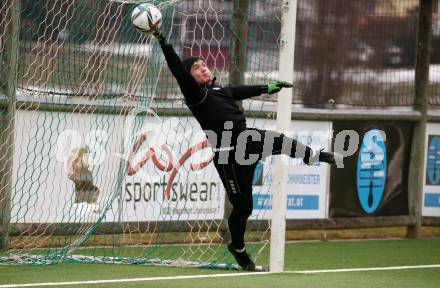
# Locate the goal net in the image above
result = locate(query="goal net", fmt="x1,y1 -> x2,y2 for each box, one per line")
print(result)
0,0 -> 282,268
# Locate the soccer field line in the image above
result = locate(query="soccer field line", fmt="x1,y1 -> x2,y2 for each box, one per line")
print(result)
285,264 -> 440,274
1,264 -> 439,288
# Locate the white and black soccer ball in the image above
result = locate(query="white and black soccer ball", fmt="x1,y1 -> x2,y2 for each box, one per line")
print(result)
131,3 -> 162,33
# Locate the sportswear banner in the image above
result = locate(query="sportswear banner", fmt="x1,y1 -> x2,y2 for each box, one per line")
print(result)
122,114 -> 225,221
12,110 -> 225,223
329,121 -> 412,217
423,123 -> 440,217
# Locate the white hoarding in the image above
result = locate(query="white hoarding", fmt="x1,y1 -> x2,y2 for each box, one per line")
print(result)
249,119 -> 332,220
12,110 -> 123,223
12,110 -> 331,223
423,123 -> 440,217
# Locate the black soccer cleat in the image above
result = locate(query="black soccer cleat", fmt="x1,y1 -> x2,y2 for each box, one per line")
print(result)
318,151 -> 337,165
227,243 -> 256,271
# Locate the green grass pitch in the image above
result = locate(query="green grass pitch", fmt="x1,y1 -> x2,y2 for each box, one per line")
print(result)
1,238 -> 439,288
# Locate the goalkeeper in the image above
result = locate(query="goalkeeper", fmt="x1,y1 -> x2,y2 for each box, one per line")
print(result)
153,30 -> 338,271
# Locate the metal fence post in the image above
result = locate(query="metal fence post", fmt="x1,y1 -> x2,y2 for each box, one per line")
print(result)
0,0 -> 20,250
407,0 -> 434,238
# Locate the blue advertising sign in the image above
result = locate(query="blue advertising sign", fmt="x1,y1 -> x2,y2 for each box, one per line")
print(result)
356,130 -> 387,214
426,135 -> 440,186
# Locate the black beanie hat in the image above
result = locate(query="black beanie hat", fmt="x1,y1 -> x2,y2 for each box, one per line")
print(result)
182,56 -> 203,73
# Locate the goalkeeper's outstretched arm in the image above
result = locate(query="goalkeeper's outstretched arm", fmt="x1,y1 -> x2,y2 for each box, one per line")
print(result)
152,30 -> 204,105
226,81 -> 293,101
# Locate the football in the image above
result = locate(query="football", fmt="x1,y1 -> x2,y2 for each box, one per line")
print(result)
131,3 -> 162,33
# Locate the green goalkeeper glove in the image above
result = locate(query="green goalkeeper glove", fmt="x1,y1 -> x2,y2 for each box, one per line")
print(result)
267,81 -> 293,94
152,29 -> 166,44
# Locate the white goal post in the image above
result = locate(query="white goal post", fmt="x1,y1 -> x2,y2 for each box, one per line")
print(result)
270,0 -> 298,273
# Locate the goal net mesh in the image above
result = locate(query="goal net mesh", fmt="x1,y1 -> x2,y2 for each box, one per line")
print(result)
0,0 -> 281,268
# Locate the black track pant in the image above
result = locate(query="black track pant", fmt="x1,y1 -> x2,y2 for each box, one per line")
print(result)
213,129 -> 313,250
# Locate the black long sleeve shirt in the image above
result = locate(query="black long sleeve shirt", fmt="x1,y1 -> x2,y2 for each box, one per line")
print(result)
160,43 -> 266,137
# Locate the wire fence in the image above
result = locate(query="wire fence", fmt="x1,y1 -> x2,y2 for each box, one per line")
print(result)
430,5 -> 440,107
2,0 -> 439,109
